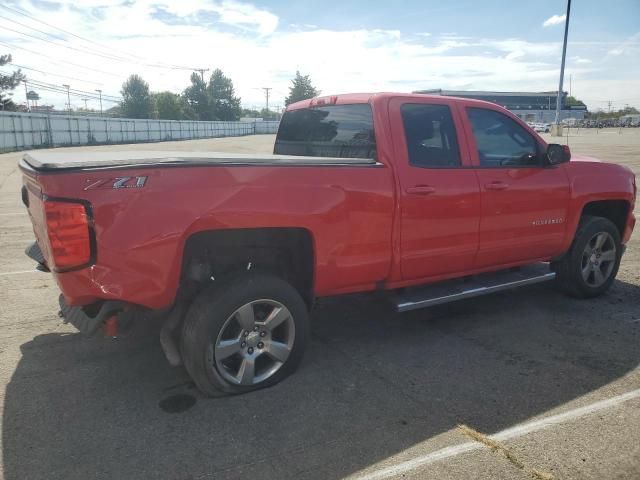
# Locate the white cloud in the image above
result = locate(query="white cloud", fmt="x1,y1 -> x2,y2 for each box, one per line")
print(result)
608,32 -> 640,56
543,14 -> 566,27
572,56 -> 592,64
1,1 -> 638,112
208,0 -> 278,35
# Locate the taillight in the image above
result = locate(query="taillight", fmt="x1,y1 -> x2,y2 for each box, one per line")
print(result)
44,200 -> 93,271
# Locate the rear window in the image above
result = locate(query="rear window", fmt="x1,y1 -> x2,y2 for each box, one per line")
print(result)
274,104 -> 376,159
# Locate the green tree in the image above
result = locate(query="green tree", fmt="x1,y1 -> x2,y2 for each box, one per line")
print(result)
285,71 -> 319,106
184,73 -> 211,120
241,107 -> 261,117
153,91 -> 195,120
565,95 -> 586,107
105,105 -> 122,117
208,69 -> 241,121
259,107 -> 278,120
120,74 -> 153,118
0,54 -> 25,111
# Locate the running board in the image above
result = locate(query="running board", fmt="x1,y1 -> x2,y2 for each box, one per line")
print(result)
394,263 -> 555,312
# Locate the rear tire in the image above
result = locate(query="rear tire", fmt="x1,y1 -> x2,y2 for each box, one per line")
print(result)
181,273 -> 309,397
554,215 -> 622,298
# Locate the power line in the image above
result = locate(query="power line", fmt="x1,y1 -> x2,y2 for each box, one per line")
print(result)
0,3 -> 197,70
1,72 -> 121,102
0,5 -> 150,63
8,73 -> 120,99
8,62 -> 104,87
0,24 -> 144,64
0,40 -> 122,78
0,23 -> 196,71
0,14 -> 131,61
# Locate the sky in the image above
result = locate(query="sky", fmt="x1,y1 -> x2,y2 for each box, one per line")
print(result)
0,0 -> 638,112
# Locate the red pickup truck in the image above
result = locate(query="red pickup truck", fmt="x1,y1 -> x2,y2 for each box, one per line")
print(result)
20,93 -> 636,396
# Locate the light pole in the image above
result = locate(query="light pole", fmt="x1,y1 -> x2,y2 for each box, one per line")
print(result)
62,84 -> 71,114
553,0 -> 571,135
23,80 -> 30,112
95,89 -> 103,116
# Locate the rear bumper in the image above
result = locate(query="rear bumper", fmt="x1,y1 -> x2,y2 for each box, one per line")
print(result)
58,294 -> 124,336
25,242 -> 124,335
25,242 -> 49,272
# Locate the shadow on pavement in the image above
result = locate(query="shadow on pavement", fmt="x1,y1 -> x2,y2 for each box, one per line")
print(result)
3,279 -> 640,479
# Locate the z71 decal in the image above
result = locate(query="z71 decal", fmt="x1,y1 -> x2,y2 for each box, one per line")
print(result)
84,176 -> 148,190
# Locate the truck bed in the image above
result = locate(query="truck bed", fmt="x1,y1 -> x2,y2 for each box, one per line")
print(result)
22,150 -> 378,171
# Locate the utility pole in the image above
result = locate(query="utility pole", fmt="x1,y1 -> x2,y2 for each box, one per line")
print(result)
262,87 -> 272,114
607,100 -> 612,113
81,98 -> 89,110
95,89 -> 103,116
23,80 -> 30,112
62,84 -> 71,114
553,0 -> 571,135
195,68 -> 209,82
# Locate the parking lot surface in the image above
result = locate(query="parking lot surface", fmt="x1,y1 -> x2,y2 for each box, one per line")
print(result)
1,130 -> 639,479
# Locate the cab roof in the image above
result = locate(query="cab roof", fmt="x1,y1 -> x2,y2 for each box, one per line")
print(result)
286,92 -> 500,111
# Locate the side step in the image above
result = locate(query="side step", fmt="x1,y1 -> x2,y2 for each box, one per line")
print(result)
394,263 -> 555,312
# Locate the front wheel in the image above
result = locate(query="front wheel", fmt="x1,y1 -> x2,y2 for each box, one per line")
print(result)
181,273 -> 310,397
554,216 -> 622,298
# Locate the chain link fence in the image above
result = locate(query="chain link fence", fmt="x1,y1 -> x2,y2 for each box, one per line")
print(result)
0,111 -> 280,153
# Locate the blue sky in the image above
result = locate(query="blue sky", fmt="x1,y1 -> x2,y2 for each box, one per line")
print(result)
0,0 -> 638,111
259,0 -> 638,42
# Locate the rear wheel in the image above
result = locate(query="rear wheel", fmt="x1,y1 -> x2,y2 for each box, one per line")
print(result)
181,273 -> 309,397
554,216 -> 622,298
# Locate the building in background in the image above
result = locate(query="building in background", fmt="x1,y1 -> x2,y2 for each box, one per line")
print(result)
414,89 -> 587,123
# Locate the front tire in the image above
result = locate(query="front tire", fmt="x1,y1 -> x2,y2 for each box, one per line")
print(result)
554,215 -> 622,298
181,273 -> 310,397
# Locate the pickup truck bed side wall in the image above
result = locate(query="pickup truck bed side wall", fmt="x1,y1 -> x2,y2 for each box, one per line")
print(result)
23,93 -> 636,308
32,162 -> 396,307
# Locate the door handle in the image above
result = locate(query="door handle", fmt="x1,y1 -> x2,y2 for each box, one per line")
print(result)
406,185 -> 436,195
485,181 -> 509,191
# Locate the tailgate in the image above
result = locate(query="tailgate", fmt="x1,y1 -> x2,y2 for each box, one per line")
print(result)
20,168 -> 52,269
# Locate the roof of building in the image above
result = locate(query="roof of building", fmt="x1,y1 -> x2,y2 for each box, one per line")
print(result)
414,89 -> 566,97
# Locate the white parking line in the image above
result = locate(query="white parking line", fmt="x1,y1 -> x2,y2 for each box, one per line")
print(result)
355,388 -> 640,480
0,269 -> 38,277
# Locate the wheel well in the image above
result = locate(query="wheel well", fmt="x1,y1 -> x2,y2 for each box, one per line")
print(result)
180,228 -> 315,307
581,200 -> 630,237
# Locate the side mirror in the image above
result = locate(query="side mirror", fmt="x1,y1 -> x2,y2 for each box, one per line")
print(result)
547,143 -> 571,165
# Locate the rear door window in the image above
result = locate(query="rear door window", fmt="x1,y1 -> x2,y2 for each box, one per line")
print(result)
274,104 -> 376,159
400,104 -> 461,168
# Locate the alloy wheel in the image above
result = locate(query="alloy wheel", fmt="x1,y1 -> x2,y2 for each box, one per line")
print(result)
211,299 -> 295,386
580,231 -> 616,288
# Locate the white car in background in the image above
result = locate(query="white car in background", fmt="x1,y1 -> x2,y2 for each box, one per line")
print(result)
533,123 -> 551,133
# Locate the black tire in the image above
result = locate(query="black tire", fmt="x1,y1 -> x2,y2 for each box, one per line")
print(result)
181,273 -> 309,397
554,215 -> 622,298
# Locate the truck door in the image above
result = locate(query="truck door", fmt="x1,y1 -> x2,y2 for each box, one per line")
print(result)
389,98 -> 481,280
459,104 -> 571,268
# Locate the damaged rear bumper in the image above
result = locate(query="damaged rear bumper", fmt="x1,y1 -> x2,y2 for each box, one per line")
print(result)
58,295 -> 124,336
